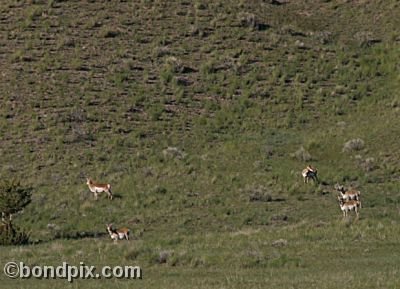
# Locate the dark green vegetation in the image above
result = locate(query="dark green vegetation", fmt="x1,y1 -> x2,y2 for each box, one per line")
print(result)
1,0 -> 400,288
0,180 -> 32,245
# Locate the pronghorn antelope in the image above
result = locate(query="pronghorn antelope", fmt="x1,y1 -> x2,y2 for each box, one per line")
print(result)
337,196 -> 361,218
86,178 -> 113,200
335,184 -> 361,206
106,224 -> 130,242
302,165 -> 318,184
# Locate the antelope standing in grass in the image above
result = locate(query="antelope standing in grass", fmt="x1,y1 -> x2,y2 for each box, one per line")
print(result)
86,178 -> 113,200
302,165 -> 318,184
335,184 -> 361,207
337,196 -> 361,218
106,224 -> 130,242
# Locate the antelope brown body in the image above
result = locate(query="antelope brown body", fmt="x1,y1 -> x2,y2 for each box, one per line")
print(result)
338,196 -> 361,218
106,224 -> 130,242
86,178 -> 113,200
335,184 -> 361,207
302,165 -> 318,184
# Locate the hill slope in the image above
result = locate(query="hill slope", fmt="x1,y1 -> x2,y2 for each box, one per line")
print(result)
1,0 -> 400,288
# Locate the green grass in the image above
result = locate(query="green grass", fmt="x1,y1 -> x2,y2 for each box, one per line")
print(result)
1,0 -> 400,288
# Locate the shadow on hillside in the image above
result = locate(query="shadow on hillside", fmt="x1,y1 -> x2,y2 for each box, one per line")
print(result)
112,193 -> 123,199
89,193 -> 122,201
30,231 -> 108,245
53,231 -> 108,240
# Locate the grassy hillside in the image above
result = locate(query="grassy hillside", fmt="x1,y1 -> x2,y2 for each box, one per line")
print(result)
1,0 -> 400,288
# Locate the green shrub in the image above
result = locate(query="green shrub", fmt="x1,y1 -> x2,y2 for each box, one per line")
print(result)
0,180 -> 32,245
0,180 -> 32,221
